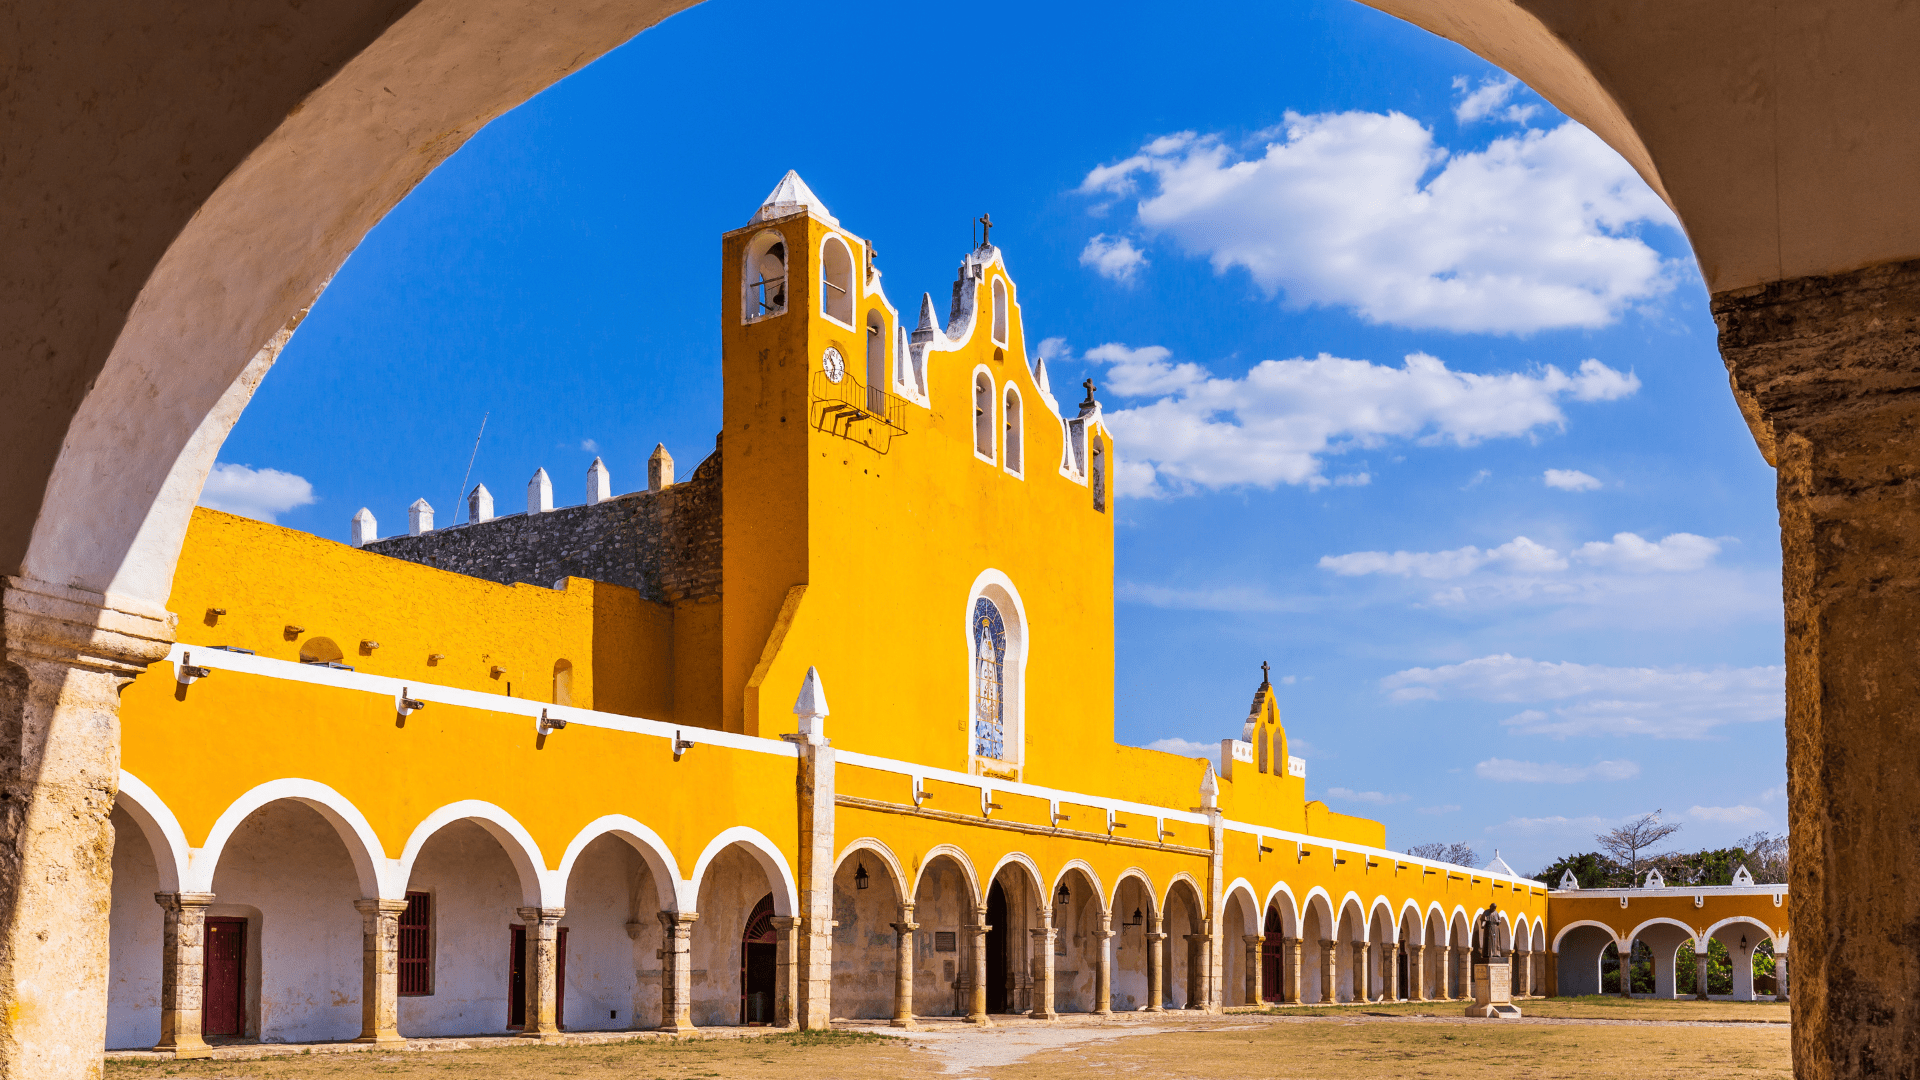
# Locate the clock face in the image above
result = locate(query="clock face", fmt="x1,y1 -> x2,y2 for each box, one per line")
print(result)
821,347 -> 846,383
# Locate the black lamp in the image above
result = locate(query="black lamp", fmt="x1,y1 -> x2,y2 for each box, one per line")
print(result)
1056,883 -> 1070,905
855,863 -> 869,890
1127,908 -> 1143,927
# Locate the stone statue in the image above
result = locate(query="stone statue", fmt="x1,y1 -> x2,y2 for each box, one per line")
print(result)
1472,903 -> 1502,964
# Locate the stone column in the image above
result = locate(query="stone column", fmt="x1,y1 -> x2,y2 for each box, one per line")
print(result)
1545,950 -> 1558,999
1454,946 -> 1471,1002
658,910 -> 699,1033
890,903 -> 918,1029
770,915 -> 800,1027
1318,940 -> 1337,1003
965,914 -> 992,1025
1094,917 -> 1114,1015
1184,933 -> 1207,1009
1716,260 -> 1920,1078
517,907 -> 565,1041
1244,934 -> 1264,1005
1512,949 -> 1530,997
1352,941 -> 1370,1002
1146,921 -> 1167,1011
1407,944 -> 1426,1001
1619,940 -> 1634,998
1775,949 -> 1790,1002
1,578 -> 174,1077
1695,949 -> 1710,1001
354,898 -> 409,1046
1285,938 -> 1303,1004
153,892 -> 216,1057
1380,942 -> 1398,1001
791,727 -> 836,1030
1029,918 -> 1058,1020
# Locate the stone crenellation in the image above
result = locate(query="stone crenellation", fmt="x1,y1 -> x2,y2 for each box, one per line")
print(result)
362,445 -> 722,603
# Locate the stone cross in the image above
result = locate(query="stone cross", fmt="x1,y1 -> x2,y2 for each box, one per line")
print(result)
978,212 -> 993,247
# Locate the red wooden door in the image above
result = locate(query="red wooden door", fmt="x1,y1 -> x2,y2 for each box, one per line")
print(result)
203,917 -> 247,1037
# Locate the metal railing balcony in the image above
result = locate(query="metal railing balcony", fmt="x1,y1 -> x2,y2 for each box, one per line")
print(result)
812,369 -> 909,433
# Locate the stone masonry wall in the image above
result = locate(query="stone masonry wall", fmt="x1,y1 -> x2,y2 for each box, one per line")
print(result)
363,450 -> 721,603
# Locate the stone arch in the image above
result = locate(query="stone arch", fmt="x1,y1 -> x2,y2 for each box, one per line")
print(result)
1262,882 -> 1301,937
1220,879 -> 1261,936
554,815 -> 682,912
194,778 -> 388,899
834,837 -> 911,902
1111,867 -> 1160,922
1162,873 -> 1208,1010
397,799 -> 549,908
1704,916 -> 1778,1000
114,771 -> 188,893
688,826 -> 797,917
830,839 -> 910,1021
919,845 -> 986,911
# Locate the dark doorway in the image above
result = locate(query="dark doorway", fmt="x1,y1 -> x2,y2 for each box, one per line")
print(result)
741,894 -> 777,1024
1261,908 -> 1284,1002
985,881 -> 1008,1014
203,917 -> 247,1038
508,924 -> 568,1030
1397,947 -> 1409,1000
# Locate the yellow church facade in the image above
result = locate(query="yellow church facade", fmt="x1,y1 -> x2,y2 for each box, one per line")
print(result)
105,174 -> 1558,1055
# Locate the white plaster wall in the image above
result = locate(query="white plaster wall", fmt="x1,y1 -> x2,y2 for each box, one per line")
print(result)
1053,887 -> 1099,1013
1165,890 -> 1201,1009
562,835 -> 647,1031
910,860 -> 970,1017
1556,926 -> 1613,996
689,845 -> 776,1028
1109,880 -> 1151,1011
1301,907 -> 1329,1003
830,857 -> 900,1020
1711,924 -> 1767,1000
208,801 -> 362,1043
1638,926 -> 1693,998
107,806 -> 163,1049
399,819 -> 524,1036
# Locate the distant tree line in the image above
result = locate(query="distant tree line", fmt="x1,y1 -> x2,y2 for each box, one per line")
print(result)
1531,811 -> 1788,889
1405,841 -> 1478,867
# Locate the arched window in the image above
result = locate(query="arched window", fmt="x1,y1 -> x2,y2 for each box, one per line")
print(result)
1004,385 -> 1023,475
991,277 -> 1008,345
865,311 -> 886,414
820,236 -> 854,325
972,597 -> 1007,760
973,372 -> 994,461
552,659 -> 573,706
1092,435 -> 1107,512
742,230 -> 787,321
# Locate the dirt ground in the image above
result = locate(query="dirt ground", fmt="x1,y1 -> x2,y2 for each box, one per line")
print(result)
1270,996 -> 1790,1023
104,1004 -> 1791,1080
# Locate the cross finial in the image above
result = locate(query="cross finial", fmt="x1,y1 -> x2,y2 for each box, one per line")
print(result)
978,212 -> 993,247
1261,661 -> 1271,686
1081,377 -> 1098,407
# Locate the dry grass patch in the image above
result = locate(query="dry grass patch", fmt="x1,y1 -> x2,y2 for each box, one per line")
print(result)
1268,997 -> 1789,1024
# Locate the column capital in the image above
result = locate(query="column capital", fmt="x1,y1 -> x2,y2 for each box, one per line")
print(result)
891,921 -> 920,934
770,915 -> 801,930
1244,934 -> 1265,946
3,575 -> 176,673
355,897 -> 410,916
1145,931 -> 1168,943
1095,929 -> 1116,941
657,909 -> 699,932
154,891 -> 216,912
517,906 -> 565,926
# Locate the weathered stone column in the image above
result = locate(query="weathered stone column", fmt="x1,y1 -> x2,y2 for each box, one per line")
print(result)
517,907 -> 565,1041
153,892 -> 216,1057
1380,942 -> 1399,1001
1,578 -> 174,1077
1029,918 -> 1058,1020
1513,949 -> 1530,997
1545,949 -> 1558,999
1618,939 -> 1634,999
1184,933 -> 1207,1009
1695,949 -> 1711,1001
657,910 -> 699,1033
1318,940 -> 1337,1003
1717,260 -> 1920,1079
1146,922 -> 1167,1011
1244,934 -> 1263,1005
770,915 -> 800,1027
1454,946 -> 1471,1001
1093,918 -> 1114,1015
788,687 -> 836,1031
354,898 -> 409,1046
1285,938 -> 1303,1004
1407,944 -> 1426,1001
1775,948 -> 1790,1002
965,913 -> 991,1025
890,903 -> 918,1029
1352,941 -> 1370,1002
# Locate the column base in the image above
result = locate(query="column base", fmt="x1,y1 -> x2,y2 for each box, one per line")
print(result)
964,1014 -> 994,1027
353,1035 -> 409,1048
1093,1006 -> 1112,1016
153,1040 -> 215,1060
659,1020 -> 698,1035
517,1030 -> 567,1044
1027,1009 -> 1058,1021
888,1018 -> 918,1030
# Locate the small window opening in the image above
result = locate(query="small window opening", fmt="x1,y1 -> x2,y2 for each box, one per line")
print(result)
552,659 -> 573,707
743,231 -> 787,320
991,278 -> 1008,345
1092,436 -> 1107,512
973,373 -> 994,460
1004,387 -> 1023,475
821,236 -> 854,325
1067,418 -> 1087,476
399,891 -> 432,995
865,312 -> 887,414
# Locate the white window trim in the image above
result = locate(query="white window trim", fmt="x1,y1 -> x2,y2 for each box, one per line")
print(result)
971,365 -> 997,465
965,569 -> 1028,777
990,276 -> 1009,346
741,228 -> 790,326
817,233 -> 859,333
1002,383 -> 1025,479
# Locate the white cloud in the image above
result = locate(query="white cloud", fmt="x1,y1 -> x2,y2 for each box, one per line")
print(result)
1687,804 -> 1767,824
1492,813 -> 1616,834
1320,536 -> 1566,580
1574,532 -> 1720,572
1094,346 -> 1638,496
1383,654 -> 1784,739
1080,234 -> 1148,284
1326,787 -> 1409,805
198,462 -> 317,524
1145,737 -> 1217,758
580,438 -> 600,453
1116,581 -> 1303,613
1077,111 -> 1682,333
1418,804 -> 1462,815
1462,469 -> 1491,490
1544,468 -> 1603,491
1452,75 -> 1540,125
1475,757 -> 1641,783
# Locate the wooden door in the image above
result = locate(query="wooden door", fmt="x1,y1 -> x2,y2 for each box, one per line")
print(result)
508,923 -> 567,1030
203,917 -> 247,1038
739,895 -> 776,1024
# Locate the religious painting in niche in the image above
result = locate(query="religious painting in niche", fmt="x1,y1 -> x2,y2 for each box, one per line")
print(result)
972,597 -> 1007,759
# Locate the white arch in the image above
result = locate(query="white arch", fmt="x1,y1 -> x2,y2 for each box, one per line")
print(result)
965,568 -> 1030,770
688,825 -> 798,917
1366,895 -> 1395,939
1220,878 -> 1261,935
192,778 -> 390,898
1552,918 -> 1627,953
398,799 -> 550,908
1111,867 -> 1161,921
1163,871 -> 1206,923
1449,905 -> 1474,946
1703,915 -> 1778,944
817,232 -> 856,328
115,771 -> 188,893
1262,881 -> 1301,935
1053,859 -> 1109,915
834,837 -> 911,902
1335,892 -> 1368,939
909,844 -> 981,911
553,815 -> 683,912
1396,899 -> 1425,942
970,365 -> 998,464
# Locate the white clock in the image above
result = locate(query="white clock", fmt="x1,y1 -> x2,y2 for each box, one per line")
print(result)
821,347 -> 846,383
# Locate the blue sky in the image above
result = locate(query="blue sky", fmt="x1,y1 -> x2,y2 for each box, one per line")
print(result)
208,0 -> 1785,875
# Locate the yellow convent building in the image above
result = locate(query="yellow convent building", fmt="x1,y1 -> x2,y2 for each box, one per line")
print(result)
109,172 -> 1593,1055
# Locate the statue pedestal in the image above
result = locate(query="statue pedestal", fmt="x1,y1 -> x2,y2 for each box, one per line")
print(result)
1465,962 -> 1522,1018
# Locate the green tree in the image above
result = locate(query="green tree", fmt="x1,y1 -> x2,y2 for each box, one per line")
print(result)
1533,851 -> 1621,889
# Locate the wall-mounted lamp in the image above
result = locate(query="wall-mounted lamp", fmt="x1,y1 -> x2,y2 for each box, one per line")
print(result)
537,708 -> 567,735
855,863 -> 870,890
1740,935 -> 1749,950
176,652 -> 212,685
1056,883 -> 1071,905
1126,908 -> 1143,927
